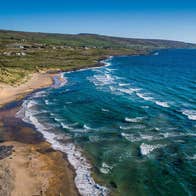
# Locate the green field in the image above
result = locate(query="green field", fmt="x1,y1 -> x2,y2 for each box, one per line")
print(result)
0,30 -> 195,84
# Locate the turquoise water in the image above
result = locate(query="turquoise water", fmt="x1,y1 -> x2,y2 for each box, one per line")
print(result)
19,49 -> 196,195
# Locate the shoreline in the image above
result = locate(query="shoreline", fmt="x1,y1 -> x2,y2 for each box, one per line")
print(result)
0,57 -> 112,195
0,101 -> 78,196
0,55 -> 111,108
0,72 -> 79,195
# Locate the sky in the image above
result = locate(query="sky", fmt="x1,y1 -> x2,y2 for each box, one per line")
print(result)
0,0 -> 196,43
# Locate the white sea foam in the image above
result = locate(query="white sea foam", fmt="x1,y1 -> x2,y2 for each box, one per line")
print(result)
182,109 -> 196,120
39,110 -> 48,114
155,101 -> 169,108
102,108 -> 110,112
125,117 -> 144,123
88,135 -> 100,142
17,95 -> 109,196
118,83 -> 129,87
16,100 -> 38,119
100,56 -> 113,67
69,122 -> 79,127
136,92 -> 153,101
120,125 -> 133,130
89,73 -> 115,86
131,125 -> 146,129
29,100 -> 38,109
44,100 -> 49,105
187,133 -> 196,137
118,88 -> 134,95
109,86 -> 116,92
59,73 -> 67,87
100,60 -> 111,67
83,124 -> 92,130
100,162 -> 113,174
132,88 -> 141,92
186,154 -> 196,160
60,122 -> 73,130
54,117 -> 63,122
121,133 -> 156,142
101,61 -> 111,67
162,131 -> 196,139
140,143 -> 166,155
52,74 -> 67,89
64,144 -> 108,195
58,73 -> 67,87
162,132 -> 179,138
140,134 -> 155,141
33,91 -> 47,98
120,124 -> 145,130
105,68 -> 116,72
136,92 -> 170,108
121,133 -> 141,142
118,88 -> 131,94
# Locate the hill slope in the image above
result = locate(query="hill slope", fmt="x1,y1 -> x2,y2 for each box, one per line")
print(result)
1,30 -> 195,49
0,29 -> 195,84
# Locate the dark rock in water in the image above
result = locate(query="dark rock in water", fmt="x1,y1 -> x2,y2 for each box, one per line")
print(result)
173,157 -> 184,166
110,181 -> 117,189
144,179 -> 149,184
0,145 -> 13,160
162,169 -> 170,176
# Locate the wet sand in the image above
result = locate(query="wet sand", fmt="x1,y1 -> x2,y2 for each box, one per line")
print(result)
0,141 -> 78,196
0,76 -> 78,196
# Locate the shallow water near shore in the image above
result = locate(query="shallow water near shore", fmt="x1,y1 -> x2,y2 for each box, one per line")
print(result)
17,49 -> 196,195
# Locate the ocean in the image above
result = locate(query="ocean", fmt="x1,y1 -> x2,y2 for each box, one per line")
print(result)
17,49 -> 196,196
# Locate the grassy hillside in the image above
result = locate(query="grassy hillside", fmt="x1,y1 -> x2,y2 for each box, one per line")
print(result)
0,29 -> 195,84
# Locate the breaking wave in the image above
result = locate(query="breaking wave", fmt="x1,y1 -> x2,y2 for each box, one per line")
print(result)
182,109 -> 196,120
140,143 -> 166,155
125,117 -> 144,123
136,92 -> 170,108
16,91 -> 109,196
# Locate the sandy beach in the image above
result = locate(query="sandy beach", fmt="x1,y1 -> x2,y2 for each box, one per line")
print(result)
0,73 -> 55,107
0,73 -> 78,196
0,141 -> 77,196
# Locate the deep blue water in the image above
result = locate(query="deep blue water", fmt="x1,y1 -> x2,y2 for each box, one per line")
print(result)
19,49 -> 196,196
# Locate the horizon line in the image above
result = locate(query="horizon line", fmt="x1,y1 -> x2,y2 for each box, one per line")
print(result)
1,28 -> 195,44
